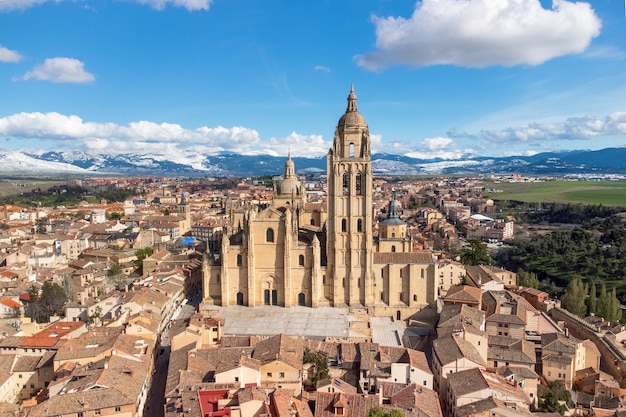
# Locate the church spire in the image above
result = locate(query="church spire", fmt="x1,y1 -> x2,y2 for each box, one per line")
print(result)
388,190 -> 400,219
346,83 -> 358,113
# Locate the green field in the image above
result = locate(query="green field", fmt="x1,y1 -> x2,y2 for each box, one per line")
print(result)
482,180 -> 626,206
0,180 -> 63,198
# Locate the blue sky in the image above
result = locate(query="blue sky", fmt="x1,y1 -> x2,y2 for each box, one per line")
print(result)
0,0 -> 625,160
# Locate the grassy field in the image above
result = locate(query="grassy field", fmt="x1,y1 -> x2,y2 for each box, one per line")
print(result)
482,180 -> 626,206
0,180 -> 63,198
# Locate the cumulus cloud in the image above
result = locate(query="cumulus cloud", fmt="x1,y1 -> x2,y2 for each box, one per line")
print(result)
260,132 -> 331,158
22,58 -> 95,83
0,112 -> 264,156
405,136 -> 471,159
356,0 -> 602,70
0,46 -> 21,63
421,137 -> 454,150
481,112 -> 626,144
134,0 -> 212,11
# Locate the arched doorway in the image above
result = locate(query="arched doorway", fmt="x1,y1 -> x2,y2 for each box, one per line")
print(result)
236,292 -> 244,305
263,278 -> 280,306
298,292 -> 306,306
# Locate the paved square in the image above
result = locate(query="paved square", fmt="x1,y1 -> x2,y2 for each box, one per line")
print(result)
204,305 -> 352,338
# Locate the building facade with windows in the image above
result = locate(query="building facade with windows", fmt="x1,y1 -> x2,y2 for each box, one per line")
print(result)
202,87 -> 436,312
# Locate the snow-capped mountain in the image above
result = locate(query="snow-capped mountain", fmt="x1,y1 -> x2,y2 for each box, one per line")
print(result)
1,147 -> 626,177
0,151 -> 92,175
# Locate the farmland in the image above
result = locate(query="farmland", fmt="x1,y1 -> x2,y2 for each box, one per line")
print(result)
482,180 -> 626,206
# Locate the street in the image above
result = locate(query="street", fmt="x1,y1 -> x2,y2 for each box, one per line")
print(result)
142,293 -> 201,417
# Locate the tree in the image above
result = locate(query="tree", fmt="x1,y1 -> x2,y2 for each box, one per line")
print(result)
88,306 -> 103,328
366,407 -> 404,417
26,282 -> 68,323
587,282 -> 597,315
107,212 -> 123,220
607,288 -> 622,322
303,348 -> 329,385
561,277 -> 587,317
517,268 -> 539,289
135,247 -> 154,274
459,239 -> 492,266
536,380 -> 571,415
597,282 -> 610,319
107,264 -> 122,277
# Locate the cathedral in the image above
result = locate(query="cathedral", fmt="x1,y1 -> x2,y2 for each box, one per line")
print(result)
202,87 -> 437,314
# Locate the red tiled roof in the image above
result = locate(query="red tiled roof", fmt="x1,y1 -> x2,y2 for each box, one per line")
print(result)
0,299 -> 20,309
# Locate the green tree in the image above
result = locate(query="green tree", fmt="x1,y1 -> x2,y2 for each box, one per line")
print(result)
107,264 -> 122,277
366,407 -> 404,417
561,277 -> 587,317
459,239 -> 492,266
88,306 -> 103,328
607,288 -> 622,322
536,381 -> 571,415
107,212 -> 123,220
26,282 -> 68,323
303,348 -> 329,385
587,282 -> 597,315
597,282 -> 610,319
135,247 -> 154,273
517,268 -> 539,289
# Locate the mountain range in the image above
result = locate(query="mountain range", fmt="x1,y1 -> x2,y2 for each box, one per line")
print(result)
1,147 -> 626,177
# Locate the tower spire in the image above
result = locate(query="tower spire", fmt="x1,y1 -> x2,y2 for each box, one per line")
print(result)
346,84 -> 358,113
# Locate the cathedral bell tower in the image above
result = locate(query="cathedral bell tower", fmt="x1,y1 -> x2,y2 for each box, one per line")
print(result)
327,85 -> 374,306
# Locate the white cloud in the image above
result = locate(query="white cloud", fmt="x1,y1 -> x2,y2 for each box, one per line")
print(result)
314,65 -> 331,73
404,136 -> 469,159
22,57 -> 95,83
0,0 -> 210,11
134,0 -> 212,11
582,45 -> 626,61
356,0 -> 601,70
0,46 -> 21,63
421,137 -> 454,150
262,132 -> 331,158
405,149 -> 470,160
0,0 -> 53,11
0,112 -> 262,155
480,112 -> 626,144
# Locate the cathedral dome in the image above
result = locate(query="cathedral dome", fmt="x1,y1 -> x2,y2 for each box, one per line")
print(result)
280,177 -> 300,196
337,111 -> 367,128
278,153 -> 301,196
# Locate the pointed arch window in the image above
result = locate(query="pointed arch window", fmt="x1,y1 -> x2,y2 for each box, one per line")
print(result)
342,173 -> 349,195
266,228 -> 274,242
357,219 -> 363,233
341,219 -> 347,232
355,172 -> 362,195
349,143 -> 355,158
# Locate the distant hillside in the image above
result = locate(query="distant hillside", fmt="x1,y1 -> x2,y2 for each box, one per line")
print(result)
0,147 -> 624,177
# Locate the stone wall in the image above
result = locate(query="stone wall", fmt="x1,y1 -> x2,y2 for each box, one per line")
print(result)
550,307 -> 626,387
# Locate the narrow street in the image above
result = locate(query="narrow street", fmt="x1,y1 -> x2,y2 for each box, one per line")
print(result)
143,293 -> 200,417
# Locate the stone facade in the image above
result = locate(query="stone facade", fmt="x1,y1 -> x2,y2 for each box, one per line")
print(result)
202,87 -> 436,310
